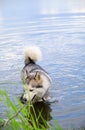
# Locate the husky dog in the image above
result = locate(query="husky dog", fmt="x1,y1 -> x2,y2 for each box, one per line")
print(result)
21,46 -> 51,103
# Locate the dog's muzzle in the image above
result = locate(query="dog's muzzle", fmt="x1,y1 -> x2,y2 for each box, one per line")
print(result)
20,93 -> 37,104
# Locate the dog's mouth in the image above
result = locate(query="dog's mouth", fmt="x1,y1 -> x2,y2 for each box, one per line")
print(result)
20,93 -> 37,104
31,94 -> 36,102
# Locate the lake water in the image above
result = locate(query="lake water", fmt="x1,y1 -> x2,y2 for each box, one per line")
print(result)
0,0 -> 85,129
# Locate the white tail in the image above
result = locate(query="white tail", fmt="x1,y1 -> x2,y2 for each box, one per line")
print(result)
24,46 -> 42,65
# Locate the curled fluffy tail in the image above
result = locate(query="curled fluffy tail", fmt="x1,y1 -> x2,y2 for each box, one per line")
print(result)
24,46 -> 42,65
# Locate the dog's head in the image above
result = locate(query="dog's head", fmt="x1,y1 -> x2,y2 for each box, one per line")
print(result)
21,71 -> 46,103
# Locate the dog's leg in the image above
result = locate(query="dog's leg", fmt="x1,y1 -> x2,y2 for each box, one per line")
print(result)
42,97 -> 58,104
42,91 -> 58,104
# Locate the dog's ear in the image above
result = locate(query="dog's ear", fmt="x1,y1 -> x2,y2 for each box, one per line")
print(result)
35,72 -> 41,82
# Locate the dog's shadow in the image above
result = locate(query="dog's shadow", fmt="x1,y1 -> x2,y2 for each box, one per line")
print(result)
26,101 -> 52,128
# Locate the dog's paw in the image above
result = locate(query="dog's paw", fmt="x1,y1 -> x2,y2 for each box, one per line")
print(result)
42,97 -> 58,104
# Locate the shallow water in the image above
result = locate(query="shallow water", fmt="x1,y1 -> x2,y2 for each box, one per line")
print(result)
0,0 -> 85,129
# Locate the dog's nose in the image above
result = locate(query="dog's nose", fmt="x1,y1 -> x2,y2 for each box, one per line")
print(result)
22,97 -> 27,104
20,95 -> 27,104
23,98 -> 27,102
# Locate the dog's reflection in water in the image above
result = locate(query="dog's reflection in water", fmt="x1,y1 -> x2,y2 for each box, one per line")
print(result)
24,101 -> 52,128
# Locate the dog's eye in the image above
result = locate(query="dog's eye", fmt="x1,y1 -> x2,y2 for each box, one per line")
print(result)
29,89 -> 33,92
36,85 -> 42,88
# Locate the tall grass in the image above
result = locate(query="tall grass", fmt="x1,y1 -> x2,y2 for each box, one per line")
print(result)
0,90 -> 62,130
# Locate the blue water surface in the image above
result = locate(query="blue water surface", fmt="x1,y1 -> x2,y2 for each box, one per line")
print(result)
0,0 -> 85,129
